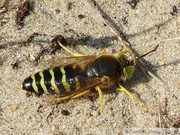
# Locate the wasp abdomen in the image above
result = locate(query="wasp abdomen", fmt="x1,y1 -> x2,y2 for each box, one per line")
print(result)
22,65 -> 82,94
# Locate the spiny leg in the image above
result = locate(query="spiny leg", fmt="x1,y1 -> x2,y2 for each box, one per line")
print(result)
117,83 -> 148,112
58,39 -> 109,56
95,86 -> 104,113
57,40 -> 85,56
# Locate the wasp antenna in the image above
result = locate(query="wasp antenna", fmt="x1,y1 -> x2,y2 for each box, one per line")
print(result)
136,45 -> 159,60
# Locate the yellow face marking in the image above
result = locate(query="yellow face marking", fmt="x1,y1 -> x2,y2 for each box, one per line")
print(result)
39,71 -> 48,93
75,77 -> 81,90
49,69 -> 59,94
60,67 -> 70,92
31,74 -> 39,93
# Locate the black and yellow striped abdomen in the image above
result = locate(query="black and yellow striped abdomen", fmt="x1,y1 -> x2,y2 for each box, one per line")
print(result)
22,65 -> 83,94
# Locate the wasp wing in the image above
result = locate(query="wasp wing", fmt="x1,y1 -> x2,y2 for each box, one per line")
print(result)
37,55 -> 97,70
42,76 -> 104,104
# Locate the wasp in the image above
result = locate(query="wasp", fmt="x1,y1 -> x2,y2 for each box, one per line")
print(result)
22,40 -> 158,112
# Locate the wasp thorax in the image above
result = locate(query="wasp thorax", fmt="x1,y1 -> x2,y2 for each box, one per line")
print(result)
85,55 -> 122,80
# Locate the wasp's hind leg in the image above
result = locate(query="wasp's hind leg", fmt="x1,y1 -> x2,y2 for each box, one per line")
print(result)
42,94 -> 72,105
43,89 -> 91,105
71,89 -> 91,99
95,86 -> 104,114
117,83 -> 148,112
57,40 -> 85,56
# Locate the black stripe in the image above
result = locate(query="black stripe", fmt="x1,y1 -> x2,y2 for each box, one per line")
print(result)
43,69 -> 52,92
34,73 -> 44,94
64,66 -> 81,91
53,67 -> 66,93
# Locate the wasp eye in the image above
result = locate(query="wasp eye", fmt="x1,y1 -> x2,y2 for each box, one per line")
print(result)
123,66 -> 135,80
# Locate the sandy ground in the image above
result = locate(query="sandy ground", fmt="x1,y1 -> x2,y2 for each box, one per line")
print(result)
0,0 -> 179,134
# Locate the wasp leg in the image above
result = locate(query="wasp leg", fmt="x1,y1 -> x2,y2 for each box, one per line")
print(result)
99,40 -> 107,55
43,94 -> 72,104
57,40 -> 85,56
99,47 -> 107,56
43,89 -> 90,104
117,83 -> 148,112
71,89 -> 91,99
95,86 -> 104,113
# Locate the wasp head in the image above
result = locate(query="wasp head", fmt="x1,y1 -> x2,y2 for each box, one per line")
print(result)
116,51 -> 136,81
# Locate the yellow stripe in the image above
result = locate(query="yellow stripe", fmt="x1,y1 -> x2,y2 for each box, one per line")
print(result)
95,73 -> 99,76
39,71 -> 48,93
60,67 -> 70,92
75,77 -> 80,90
31,75 -> 39,93
20,84 -> 23,89
49,69 -> 59,94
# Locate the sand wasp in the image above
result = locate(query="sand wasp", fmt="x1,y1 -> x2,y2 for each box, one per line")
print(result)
22,40 -> 158,112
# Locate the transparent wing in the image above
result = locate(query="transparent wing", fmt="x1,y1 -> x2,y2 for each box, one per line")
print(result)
42,76 -> 105,104
37,55 -> 97,70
